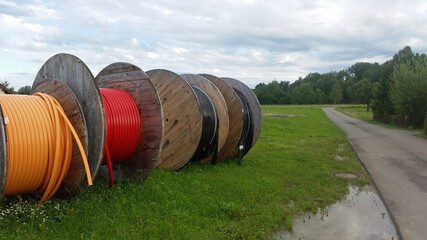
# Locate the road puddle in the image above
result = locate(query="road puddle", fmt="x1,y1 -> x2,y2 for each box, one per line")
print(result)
331,173 -> 359,179
275,185 -> 398,240
335,144 -> 345,161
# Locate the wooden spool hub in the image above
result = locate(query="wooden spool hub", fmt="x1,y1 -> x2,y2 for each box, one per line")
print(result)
33,53 -> 105,194
222,77 -> 262,156
180,74 -> 229,163
147,69 -> 202,170
0,106 -> 7,204
199,74 -> 243,161
30,79 -> 88,198
96,63 -> 163,179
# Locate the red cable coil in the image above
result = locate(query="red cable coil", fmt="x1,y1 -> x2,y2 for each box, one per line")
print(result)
100,88 -> 141,187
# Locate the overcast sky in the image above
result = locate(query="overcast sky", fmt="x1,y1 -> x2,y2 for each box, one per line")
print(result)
1,0 -> 427,89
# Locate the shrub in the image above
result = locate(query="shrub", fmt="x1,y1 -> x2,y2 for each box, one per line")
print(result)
424,113 -> 427,134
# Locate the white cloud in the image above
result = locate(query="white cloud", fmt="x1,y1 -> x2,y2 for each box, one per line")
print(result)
0,0 -> 16,8
130,38 -> 139,47
0,14 -> 45,33
24,3 -> 59,19
172,47 -> 188,54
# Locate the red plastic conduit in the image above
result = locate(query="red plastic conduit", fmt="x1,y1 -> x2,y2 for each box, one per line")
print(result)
100,88 -> 141,187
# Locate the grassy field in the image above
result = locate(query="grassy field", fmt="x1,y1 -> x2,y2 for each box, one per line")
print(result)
0,106 -> 369,239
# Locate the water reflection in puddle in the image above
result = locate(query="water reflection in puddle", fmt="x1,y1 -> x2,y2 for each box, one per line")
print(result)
335,144 -> 345,161
275,186 -> 398,240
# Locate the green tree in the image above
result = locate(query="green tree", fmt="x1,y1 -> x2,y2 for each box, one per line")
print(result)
254,81 -> 287,104
292,83 -> 315,104
393,46 -> 414,64
314,88 -> 326,104
353,78 -> 372,111
390,58 -> 427,127
371,60 -> 395,119
254,83 -> 266,90
371,47 -> 415,121
348,62 -> 375,81
371,82 -> 389,120
0,79 -> 14,93
328,82 -> 343,104
279,81 -> 290,91
17,85 -> 31,95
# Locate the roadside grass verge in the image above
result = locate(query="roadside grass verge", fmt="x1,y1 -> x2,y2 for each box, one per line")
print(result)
335,105 -> 423,133
335,105 -> 373,121
0,106 -> 369,239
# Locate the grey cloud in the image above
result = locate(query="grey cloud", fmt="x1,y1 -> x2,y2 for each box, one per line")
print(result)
2,0 -> 427,88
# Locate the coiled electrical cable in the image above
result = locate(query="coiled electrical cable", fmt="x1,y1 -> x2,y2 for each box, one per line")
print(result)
0,93 -> 92,204
190,85 -> 219,164
235,89 -> 253,165
99,88 -> 141,186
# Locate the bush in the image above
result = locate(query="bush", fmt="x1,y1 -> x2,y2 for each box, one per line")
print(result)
424,113 -> 427,134
390,58 -> 427,128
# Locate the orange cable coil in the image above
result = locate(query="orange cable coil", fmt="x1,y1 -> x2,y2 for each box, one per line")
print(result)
0,93 -> 92,204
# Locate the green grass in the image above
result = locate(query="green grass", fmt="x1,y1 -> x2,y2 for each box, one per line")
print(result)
335,105 -> 373,121
0,106 -> 369,239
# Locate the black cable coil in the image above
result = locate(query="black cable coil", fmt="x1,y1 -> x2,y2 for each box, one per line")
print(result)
235,89 -> 253,165
190,85 -> 219,164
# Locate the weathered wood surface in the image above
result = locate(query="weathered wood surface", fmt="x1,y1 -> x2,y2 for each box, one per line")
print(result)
33,54 -> 105,187
199,74 -> 243,161
221,77 -> 262,149
96,62 -> 163,179
147,69 -> 202,170
181,74 -> 229,163
31,79 -> 88,198
0,106 -> 7,204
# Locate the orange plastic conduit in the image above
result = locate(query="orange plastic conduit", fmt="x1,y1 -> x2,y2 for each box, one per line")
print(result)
99,88 -> 141,187
0,93 -> 92,204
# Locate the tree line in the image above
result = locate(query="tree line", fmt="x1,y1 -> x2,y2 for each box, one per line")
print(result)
254,46 -> 427,128
0,80 -> 31,95
1,47 -> 427,128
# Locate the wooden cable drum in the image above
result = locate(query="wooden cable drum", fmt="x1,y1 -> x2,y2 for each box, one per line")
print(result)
221,77 -> 262,158
221,77 -> 262,149
33,53 -> 105,194
199,74 -> 243,162
180,74 -> 229,164
29,79 -> 88,198
147,69 -> 202,170
95,63 -> 163,180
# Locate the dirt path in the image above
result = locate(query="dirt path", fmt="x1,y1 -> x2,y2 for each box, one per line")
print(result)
323,108 -> 427,240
